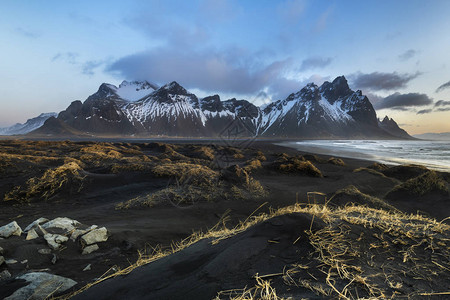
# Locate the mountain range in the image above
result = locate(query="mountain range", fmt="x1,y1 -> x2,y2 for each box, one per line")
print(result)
3,76 -> 412,139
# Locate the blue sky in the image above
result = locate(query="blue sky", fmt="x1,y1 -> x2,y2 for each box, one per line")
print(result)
1,0 -> 450,134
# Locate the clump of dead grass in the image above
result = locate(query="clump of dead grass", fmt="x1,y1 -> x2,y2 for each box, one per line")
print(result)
152,162 -> 219,187
386,170 -> 449,199
4,162 -> 85,202
273,158 -> 322,178
328,157 -> 345,166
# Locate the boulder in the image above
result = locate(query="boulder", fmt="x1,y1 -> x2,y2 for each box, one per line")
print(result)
0,221 -> 22,238
82,244 -> 99,255
0,256 -> 4,266
41,217 -> 80,233
0,246 -> 3,254
26,229 -> 39,240
4,272 -> 77,300
81,227 -> 108,245
83,264 -> 92,271
23,218 -> 49,233
44,234 -> 68,250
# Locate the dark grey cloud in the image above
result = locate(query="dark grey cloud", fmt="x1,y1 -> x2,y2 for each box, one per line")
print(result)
437,107 -> 450,112
299,57 -> 332,71
349,71 -> 421,91
436,81 -> 450,93
417,109 -> 432,115
435,100 -> 450,107
398,49 -> 417,61
107,47 -> 295,95
14,27 -> 40,38
374,92 -> 433,110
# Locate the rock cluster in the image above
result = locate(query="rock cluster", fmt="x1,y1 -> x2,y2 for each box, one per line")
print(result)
0,217 -> 109,299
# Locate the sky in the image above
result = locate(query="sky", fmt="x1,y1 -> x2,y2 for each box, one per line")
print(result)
1,0 -> 450,135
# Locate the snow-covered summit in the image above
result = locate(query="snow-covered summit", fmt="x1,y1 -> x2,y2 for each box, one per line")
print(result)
113,80 -> 157,102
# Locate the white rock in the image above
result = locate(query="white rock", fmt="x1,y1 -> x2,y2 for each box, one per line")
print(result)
81,227 -> 108,245
82,264 -> 91,271
0,246 -> 3,254
51,254 -> 57,265
41,217 -> 81,233
26,229 -> 39,240
4,272 -> 77,300
0,270 -> 11,280
0,256 -> 4,265
70,225 -> 98,241
82,244 -> 99,255
21,259 -> 28,264
38,248 -> 51,255
0,221 -> 22,238
6,259 -> 17,264
44,234 -> 68,250
23,218 -> 49,232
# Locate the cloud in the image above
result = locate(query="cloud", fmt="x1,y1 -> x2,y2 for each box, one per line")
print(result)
398,49 -> 417,61
437,107 -> 450,112
435,100 -> 450,107
390,107 -> 412,112
417,109 -> 432,115
436,81 -> 450,93
374,92 -> 433,109
349,71 -> 421,91
299,57 -> 332,71
51,52 -> 79,64
14,27 -> 40,38
199,0 -> 240,22
107,47 -> 297,95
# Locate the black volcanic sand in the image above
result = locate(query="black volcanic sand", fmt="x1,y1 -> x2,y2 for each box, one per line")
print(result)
0,139 -> 449,299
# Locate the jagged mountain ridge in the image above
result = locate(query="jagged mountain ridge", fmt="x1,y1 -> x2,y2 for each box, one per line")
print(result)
0,113 -> 57,135
32,76 -> 411,138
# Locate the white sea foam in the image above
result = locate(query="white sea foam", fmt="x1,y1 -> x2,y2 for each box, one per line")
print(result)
279,140 -> 450,172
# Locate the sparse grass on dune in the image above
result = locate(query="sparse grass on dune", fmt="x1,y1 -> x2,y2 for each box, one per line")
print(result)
386,170 -> 449,199
4,162 -> 86,202
58,203 -> 450,300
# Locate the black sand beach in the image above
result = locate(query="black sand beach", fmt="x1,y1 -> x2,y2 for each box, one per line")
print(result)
0,139 -> 449,299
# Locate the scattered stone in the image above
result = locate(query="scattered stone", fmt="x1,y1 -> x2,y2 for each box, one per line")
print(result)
0,221 -> 22,238
38,248 -> 51,255
42,217 -> 80,232
83,264 -> 92,271
0,256 -> 4,265
82,244 -> 99,255
6,259 -> 18,265
0,270 -> 11,280
4,272 -> 77,300
51,254 -> 57,265
0,246 -> 3,254
26,228 -> 39,240
44,233 -> 69,250
81,227 -> 108,245
23,217 -> 49,232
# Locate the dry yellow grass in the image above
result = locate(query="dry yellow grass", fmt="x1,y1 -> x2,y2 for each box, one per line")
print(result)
152,162 -> 219,187
60,202 -> 450,299
5,162 -> 85,202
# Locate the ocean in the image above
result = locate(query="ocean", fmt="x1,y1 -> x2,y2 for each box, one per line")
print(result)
279,140 -> 450,172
